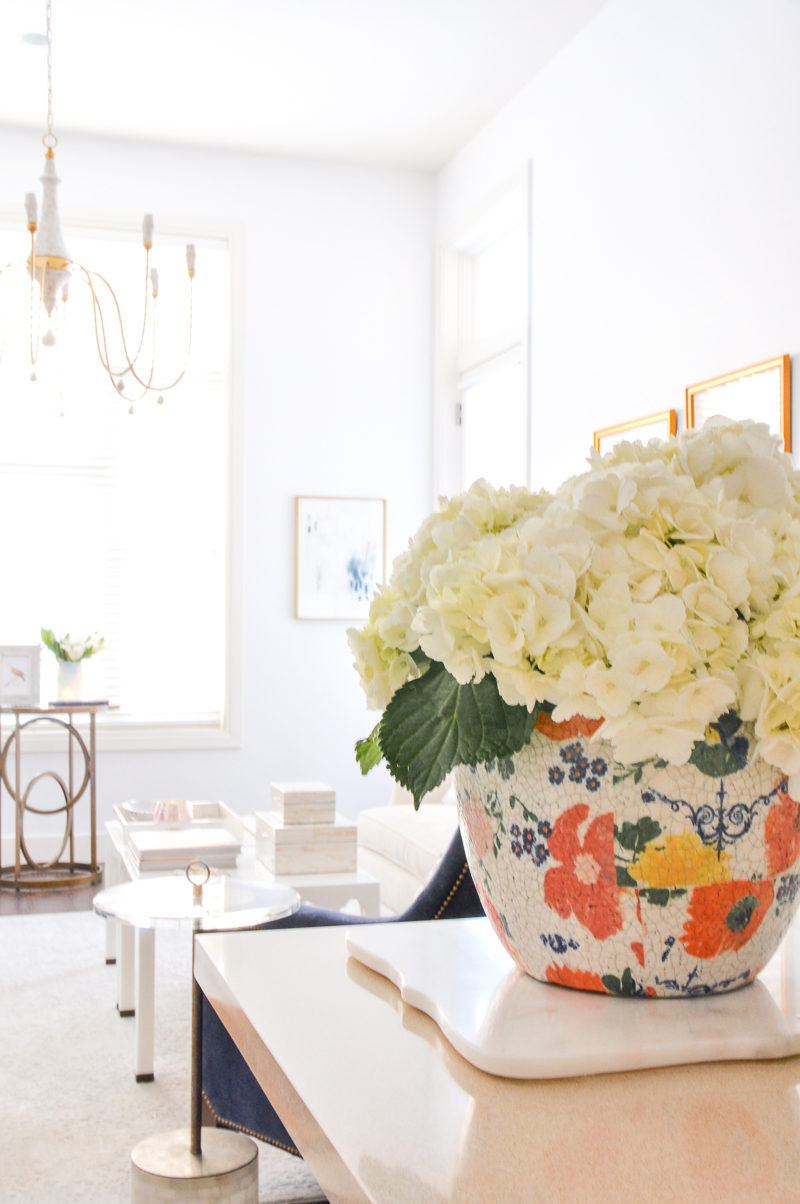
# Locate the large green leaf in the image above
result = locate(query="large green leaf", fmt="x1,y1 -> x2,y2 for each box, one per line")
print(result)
378,660 -> 540,807
355,722 -> 383,775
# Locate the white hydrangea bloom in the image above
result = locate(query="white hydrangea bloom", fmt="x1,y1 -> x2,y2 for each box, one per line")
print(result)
349,421 -> 800,773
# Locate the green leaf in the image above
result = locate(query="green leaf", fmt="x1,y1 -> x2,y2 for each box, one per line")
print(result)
497,756 -> 516,781
355,722 -> 384,776
616,865 -> 637,888
379,660 -> 540,808
620,967 -> 637,996
604,968 -> 638,997
688,741 -> 741,778
40,628 -> 58,656
614,818 -> 661,856
640,888 -> 670,907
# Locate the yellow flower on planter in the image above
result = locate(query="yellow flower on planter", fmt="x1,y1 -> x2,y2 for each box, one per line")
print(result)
628,832 -> 731,889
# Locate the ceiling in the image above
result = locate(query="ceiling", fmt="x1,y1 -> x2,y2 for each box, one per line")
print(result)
1,0 -> 608,171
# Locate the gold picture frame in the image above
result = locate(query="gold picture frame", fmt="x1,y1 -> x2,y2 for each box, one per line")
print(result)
295,496 -> 386,621
593,410 -> 677,456
685,354 -> 791,452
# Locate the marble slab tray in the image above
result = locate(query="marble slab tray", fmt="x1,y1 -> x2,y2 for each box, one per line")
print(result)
345,917 -> 800,1079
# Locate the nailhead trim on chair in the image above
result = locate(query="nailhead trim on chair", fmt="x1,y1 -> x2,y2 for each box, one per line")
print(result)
432,862 -> 470,920
202,1088 -> 301,1156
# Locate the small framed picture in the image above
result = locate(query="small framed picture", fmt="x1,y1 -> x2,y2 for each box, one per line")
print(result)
296,496 -> 386,620
685,355 -> 791,451
594,409 -> 677,456
0,646 -> 41,707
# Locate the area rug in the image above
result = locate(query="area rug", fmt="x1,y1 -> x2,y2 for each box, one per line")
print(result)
0,911 -> 327,1204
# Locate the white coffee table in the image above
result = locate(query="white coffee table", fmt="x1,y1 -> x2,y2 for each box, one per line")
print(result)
103,817 -> 380,1079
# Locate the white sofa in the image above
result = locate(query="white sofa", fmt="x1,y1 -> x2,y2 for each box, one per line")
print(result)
357,777 -> 460,915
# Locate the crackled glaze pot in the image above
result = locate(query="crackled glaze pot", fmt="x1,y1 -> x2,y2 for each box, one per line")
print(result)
454,712 -> 800,997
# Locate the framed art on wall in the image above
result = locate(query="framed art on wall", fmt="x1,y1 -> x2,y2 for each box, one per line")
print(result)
295,497 -> 386,620
0,646 -> 40,707
685,355 -> 791,452
593,409 -> 677,456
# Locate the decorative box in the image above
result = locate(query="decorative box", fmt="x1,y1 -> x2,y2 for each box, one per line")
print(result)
255,811 -> 357,875
270,781 -> 336,826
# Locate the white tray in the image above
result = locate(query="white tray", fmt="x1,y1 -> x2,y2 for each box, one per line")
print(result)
345,917 -> 800,1079
113,800 -> 244,846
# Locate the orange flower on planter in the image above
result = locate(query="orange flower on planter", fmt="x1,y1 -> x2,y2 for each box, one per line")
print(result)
765,784 -> 800,876
544,803 -> 623,940
545,964 -> 608,993
681,880 -> 774,959
535,712 -> 604,742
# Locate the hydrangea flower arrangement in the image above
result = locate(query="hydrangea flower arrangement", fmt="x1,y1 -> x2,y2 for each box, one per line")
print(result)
349,418 -> 800,805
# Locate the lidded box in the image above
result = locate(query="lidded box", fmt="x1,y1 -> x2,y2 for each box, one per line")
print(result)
271,780 -> 335,826
255,811 -> 356,875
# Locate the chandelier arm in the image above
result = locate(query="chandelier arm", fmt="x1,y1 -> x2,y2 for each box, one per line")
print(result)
30,239 -> 44,367
82,266 -> 163,388
74,266 -> 117,380
118,247 -> 152,379
78,265 -> 193,393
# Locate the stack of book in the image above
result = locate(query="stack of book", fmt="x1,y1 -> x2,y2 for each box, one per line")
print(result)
126,826 -> 242,872
256,781 -> 356,875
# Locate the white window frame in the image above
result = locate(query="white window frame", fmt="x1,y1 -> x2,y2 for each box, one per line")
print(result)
0,205 -> 244,752
434,167 -> 532,501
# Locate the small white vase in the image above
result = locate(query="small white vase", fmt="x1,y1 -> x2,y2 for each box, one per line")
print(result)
57,659 -> 82,702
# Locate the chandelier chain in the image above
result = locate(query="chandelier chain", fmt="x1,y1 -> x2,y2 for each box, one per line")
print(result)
44,0 -> 56,150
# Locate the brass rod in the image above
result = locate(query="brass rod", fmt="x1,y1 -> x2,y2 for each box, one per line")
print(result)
0,713 -> 3,881
90,711 -> 96,873
190,933 -> 203,1156
14,714 -> 21,885
68,712 -> 74,868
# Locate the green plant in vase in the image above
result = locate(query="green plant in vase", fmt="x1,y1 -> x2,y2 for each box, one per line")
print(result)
41,628 -> 104,702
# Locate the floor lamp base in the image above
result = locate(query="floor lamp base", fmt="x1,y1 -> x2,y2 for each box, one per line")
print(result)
131,1128 -> 258,1202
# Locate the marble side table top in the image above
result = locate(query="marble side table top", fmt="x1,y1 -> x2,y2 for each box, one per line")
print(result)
346,917 -> 800,1078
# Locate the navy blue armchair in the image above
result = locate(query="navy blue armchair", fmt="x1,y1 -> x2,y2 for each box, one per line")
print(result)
202,826 -> 482,1155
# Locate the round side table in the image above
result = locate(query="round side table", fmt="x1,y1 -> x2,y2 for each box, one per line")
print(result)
93,869 -> 300,1203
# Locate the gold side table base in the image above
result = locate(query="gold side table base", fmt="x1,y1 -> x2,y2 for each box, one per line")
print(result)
0,706 -> 103,891
0,863 -> 102,890
131,1128 -> 258,1202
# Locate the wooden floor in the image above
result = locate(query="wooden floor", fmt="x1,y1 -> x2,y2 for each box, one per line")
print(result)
0,874 -> 104,915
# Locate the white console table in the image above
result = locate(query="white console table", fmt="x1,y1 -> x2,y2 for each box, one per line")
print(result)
103,818 -> 380,1080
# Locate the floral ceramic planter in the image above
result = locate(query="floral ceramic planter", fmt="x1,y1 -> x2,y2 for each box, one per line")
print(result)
455,712 -> 800,997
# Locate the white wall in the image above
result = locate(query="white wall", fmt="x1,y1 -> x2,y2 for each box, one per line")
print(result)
436,0 -> 800,493
0,127 -> 435,840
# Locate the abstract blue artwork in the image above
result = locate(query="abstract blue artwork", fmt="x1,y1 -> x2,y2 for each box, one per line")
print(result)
295,496 -> 385,619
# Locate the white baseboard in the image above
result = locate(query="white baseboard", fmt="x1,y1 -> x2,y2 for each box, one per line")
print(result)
1,831 -> 108,868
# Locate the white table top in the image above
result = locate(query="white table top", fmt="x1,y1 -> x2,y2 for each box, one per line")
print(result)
105,817 -> 378,893
195,919 -> 800,1204
93,876 -> 299,930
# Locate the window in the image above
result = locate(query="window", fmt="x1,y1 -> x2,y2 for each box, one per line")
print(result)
435,174 -> 530,498
0,217 -> 237,749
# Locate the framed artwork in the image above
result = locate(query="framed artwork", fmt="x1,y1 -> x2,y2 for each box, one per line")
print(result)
685,355 -> 791,452
594,409 -> 677,456
295,496 -> 386,620
0,646 -> 40,707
